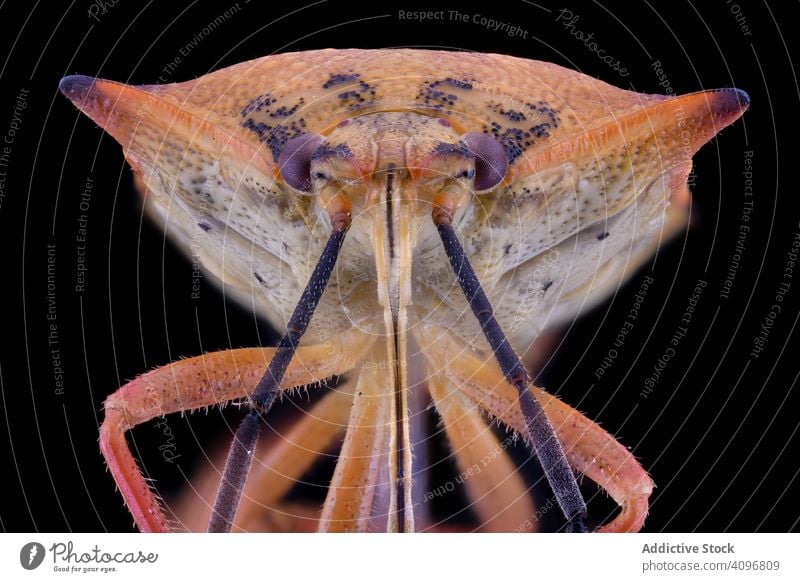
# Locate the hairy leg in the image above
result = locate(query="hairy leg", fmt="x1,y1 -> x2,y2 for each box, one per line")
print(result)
100,330 -> 373,532
428,372 -> 537,532
415,325 -> 653,532
170,379 -> 357,531
318,344 -> 393,532
236,377 -> 357,530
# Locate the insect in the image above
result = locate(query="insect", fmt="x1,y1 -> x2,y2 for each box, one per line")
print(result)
60,48 -> 748,533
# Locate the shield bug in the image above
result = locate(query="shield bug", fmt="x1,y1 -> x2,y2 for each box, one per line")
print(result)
60,48 -> 748,532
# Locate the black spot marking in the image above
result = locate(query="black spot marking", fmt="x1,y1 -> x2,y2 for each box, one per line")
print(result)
433,141 -> 474,158
542,280 -> 553,292
502,109 -> 526,122
526,101 -> 560,128
331,79 -> 377,110
434,78 -> 473,90
254,272 -> 265,285
270,99 -> 304,118
240,93 -> 275,117
483,124 -> 532,165
240,94 -> 310,161
480,100 -> 562,164
322,73 -> 361,89
198,221 -> 212,232
417,78 -> 473,109
311,143 -> 353,161
488,102 -> 527,123
530,123 -> 551,138
503,243 -> 513,255
597,232 -> 610,240
242,118 -> 308,162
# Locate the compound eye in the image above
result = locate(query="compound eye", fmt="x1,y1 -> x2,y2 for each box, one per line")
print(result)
462,132 -> 508,192
278,134 -> 323,192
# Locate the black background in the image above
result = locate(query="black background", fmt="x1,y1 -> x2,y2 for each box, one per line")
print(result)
0,0 -> 797,532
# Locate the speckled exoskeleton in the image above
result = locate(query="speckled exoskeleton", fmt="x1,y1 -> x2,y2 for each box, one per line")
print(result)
60,48 -> 748,533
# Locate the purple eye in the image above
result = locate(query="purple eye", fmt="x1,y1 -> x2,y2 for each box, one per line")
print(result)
278,134 -> 322,192
462,132 -> 508,191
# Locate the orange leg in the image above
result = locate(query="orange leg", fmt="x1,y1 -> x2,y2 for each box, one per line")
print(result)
318,344 -> 393,532
100,330 -> 373,532
428,372 -> 537,532
237,377 -> 357,531
415,325 -> 653,532
170,379 -> 357,532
